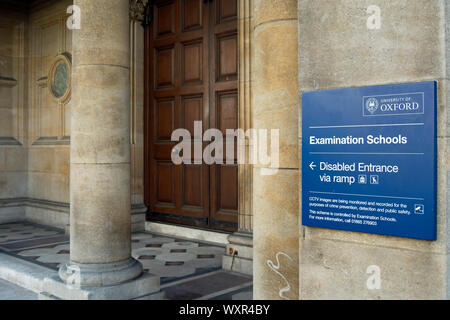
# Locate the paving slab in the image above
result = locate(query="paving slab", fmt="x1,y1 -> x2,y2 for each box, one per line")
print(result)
0,278 -> 38,300
0,222 -> 252,300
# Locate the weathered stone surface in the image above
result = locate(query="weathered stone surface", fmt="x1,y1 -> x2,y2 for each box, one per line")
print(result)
25,206 -> 69,230
28,171 -> 69,204
0,0 -> 146,235
0,9 -> 28,220
4,148 -> 27,172
253,167 -> 299,300
70,163 -> 131,264
299,0 -> 445,91
42,272 -> 159,300
0,172 -> 26,199
252,0 -> 299,300
59,258 -> 142,287
65,0 -> 143,287
253,22 -> 299,169
300,238 -> 447,300
70,65 -> 130,164
73,0 -> 130,68
253,0 -> 298,28
222,255 -> 253,276
0,206 -> 25,225
299,0 -> 450,299
223,231 -> 253,275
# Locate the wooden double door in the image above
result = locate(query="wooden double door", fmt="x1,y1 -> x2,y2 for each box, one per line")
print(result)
144,0 -> 238,232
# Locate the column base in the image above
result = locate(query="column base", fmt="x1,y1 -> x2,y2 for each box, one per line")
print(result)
40,272 -> 161,300
59,258 -> 143,287
222,231 -> 253,275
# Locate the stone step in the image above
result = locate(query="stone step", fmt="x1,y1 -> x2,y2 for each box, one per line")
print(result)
0,252 -> 56,294
0,252 -> 161,300
40,272 -> 160,300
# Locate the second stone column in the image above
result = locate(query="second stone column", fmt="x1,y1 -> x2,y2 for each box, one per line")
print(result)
59,0 -> 143,287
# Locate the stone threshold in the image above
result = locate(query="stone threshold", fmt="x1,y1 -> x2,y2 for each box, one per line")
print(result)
0,251 -> 57,294
145,221 -> 230,246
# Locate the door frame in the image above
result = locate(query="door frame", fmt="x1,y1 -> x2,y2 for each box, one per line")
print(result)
143,0 -> 253,233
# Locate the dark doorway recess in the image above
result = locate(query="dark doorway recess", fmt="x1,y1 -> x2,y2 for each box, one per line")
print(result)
144,0 -> 238,232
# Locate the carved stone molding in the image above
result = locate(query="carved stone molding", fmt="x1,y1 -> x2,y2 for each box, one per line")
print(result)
238,0 -> 253,233
129,0 -> 149,22
0,137 -> 22,146
0,197 -> 147,214
0,76 -> 17,88
37,76 -> 47,88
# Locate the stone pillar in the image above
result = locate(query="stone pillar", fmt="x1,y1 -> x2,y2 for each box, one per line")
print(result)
222,0 -> 254,276
252,0 -> 299,300
59,0 -> 142,287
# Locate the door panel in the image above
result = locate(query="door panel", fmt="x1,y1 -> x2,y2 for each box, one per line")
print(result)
145,0 -> 238,232
209,0 -> 238,231
182,41 -> 203,85
181,95 -> 203,136
155,1 -> 175,37
216,0 -> 237,24
156,98 -> 174,140
182,164 -> 203,208
155,46 -> 174,89
156,162 -> 175,205
182,0 -> 203,32
216,34 -> 237,82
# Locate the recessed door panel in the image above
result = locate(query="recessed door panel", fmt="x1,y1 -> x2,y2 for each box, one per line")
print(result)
156,162 -> 175,205
217,34 -> 237,82
155,2 -> 175,37
182,95 -> 203,136
145,0 -> 238,232
182,41 -> 203,85
182,0 -> 203,32
156,99 -> 175,141
155,46 -> 174,89
182,164 -> 203,208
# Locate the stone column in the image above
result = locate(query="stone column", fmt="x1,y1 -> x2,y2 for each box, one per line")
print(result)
252,0 -> 299,300
59,0 -> 143,287
222,0 -> 254,276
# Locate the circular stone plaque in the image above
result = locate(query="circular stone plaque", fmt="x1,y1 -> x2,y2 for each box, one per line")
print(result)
48,53 -> 71,103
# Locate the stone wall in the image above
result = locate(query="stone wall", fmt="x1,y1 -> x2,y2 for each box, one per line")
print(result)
26,0 -> 72,228
0,9 -> 28,224
298,0 -> 450,299
0,0 -> 146,231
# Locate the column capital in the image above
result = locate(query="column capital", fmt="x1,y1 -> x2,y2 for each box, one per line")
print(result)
129,0 -> 149,22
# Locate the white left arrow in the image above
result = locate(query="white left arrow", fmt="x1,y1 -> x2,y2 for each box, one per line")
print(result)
309,162 -> 316,170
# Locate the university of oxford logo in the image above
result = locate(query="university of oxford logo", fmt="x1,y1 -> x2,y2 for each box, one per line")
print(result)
365,97 -> 379,114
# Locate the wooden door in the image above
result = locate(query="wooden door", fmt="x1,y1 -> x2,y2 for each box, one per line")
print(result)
144,0 -> 238,232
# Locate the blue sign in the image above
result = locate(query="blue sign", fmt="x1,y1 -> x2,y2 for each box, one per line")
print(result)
302,81 -> 437,240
